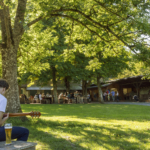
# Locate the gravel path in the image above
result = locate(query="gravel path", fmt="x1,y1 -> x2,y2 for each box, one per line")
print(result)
104,102 -> 150,106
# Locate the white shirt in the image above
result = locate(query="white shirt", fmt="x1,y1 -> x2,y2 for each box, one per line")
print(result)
103,92 -> 107,96
58,94 -> 63,99
39,94 -> 42,100
116,92 -> 119,96
0,94 -> 7,112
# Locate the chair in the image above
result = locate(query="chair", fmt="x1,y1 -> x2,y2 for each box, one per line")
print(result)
83,96 -> 88,103
41,99 -> 46,104
45,99 -> 50,104
72,98 -> 76,104
80,97 -> 84,104
77,96 -> 80,103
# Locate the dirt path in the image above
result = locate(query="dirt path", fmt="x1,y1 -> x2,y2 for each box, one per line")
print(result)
104,102 -> 150,106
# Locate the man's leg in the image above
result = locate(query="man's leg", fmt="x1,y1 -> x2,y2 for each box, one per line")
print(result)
12,126 -> 29,141
0,126 -> 6,141
113,96 -> 115,101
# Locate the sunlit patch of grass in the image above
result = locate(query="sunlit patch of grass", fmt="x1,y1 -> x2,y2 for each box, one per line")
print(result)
7,104 -> 150,150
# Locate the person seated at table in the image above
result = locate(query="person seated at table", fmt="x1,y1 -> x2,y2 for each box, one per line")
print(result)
66,92 -> 71,103
58,93 -> 63,104
71,93 -> 74,99
42,93 -> 45,98
64,92 -> 67,96
70,93 -> 74,103
34,93 -> 38,103
74,91 -> 78,103
46,92 -> 50,97
133,94 -> 139,102
87,93 -> 91,102
39,93 -> 42,103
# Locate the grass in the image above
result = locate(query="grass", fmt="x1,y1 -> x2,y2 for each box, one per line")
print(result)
7,104 -> 150,150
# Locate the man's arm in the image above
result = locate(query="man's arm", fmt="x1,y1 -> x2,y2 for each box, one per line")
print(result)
0,111 -> 9,126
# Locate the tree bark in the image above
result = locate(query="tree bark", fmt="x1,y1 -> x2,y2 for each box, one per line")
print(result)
0,2 -> 23,113
97,76 -> 104,103
64,77 -> 70,92
1,47 -> 22,113
82,80 -> 88,97
52,66 -> 58,103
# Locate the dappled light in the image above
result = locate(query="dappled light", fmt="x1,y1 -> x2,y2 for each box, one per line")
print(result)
6,104 -> 150,149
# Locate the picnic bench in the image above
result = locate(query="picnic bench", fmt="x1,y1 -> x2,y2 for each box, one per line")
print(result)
0,141 -> 37,150
58,95 -> 89,104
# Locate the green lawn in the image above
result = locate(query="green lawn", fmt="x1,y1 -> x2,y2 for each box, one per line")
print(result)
8,104 -> 150,150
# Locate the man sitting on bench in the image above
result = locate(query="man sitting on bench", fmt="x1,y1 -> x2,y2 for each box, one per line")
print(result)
0,79 -> 29,142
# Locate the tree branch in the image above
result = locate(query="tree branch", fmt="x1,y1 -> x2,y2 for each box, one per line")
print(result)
109,16 -> 130,26
27,16 -> 43,27
106,27 -> 133,48
50,14 -> 110,43
93,0 -> 124,19
13,0 -> 27,41
51,8 -> 105,28
0,3 -> 13,47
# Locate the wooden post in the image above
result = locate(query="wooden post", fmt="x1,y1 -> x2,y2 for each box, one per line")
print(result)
133,82 -> 142,100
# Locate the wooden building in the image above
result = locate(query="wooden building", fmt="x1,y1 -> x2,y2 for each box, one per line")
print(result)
88,75 -> 150,101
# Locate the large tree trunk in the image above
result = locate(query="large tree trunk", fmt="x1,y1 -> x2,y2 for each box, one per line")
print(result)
52,66 -> 58,103
0,0 -> 41,112
82,80 -> 91,97
1,47 -> 22,113
0,2 -> 25,113
97,76 -> 104,103
82,80 -> 88,97
64,77 -> 70,92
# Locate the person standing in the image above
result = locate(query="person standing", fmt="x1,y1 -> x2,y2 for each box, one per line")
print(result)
103,92 -> 107,101
0,79 -> 29,142
133,95 -> 139,102
87,93 -> 91,102
74,91 -> 78,103
116,91 -> 119,102
111,90 -> 115,102
39,93 -> 42,103
77,92 -> 81,103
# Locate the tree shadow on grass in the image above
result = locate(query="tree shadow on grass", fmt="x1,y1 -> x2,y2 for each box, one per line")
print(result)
11,117 -> 150,150
21,104 -> 150,122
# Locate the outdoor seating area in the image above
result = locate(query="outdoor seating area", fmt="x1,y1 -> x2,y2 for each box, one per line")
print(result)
1,1 -> 150,149
20,92 -> 91,104
58,95 -> 90,104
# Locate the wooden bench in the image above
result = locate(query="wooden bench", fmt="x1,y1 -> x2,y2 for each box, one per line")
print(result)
0,141 -> 37,150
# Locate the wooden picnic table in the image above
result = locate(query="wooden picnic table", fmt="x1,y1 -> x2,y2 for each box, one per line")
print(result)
45,97 -> 53,104
41,96 -> 53,104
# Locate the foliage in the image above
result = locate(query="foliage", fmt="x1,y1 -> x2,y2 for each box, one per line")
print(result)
112,58 -> 150,80
2,0 -> 150,84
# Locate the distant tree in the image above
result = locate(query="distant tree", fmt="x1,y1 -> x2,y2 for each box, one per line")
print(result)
1,0 -> 150,111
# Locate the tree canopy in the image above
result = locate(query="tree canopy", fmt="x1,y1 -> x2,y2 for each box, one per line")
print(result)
1,0 -> 150,111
